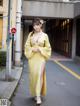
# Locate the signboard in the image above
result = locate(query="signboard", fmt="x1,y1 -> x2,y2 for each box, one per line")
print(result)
11,28 -> 16,34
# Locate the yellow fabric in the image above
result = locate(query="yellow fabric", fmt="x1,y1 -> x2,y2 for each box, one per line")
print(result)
24,31 -> 51,96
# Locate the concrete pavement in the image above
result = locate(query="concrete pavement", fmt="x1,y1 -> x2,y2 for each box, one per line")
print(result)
0,67 -> 23,106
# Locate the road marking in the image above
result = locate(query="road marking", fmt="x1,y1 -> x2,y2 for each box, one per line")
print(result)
53,60 -> 80,80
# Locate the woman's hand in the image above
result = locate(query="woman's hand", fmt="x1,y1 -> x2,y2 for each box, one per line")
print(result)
32,48 -> 38,52
32,47 -> 41,52
37,48 -> 41,52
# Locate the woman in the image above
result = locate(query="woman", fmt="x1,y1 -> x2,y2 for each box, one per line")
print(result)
24,18 -> 51,105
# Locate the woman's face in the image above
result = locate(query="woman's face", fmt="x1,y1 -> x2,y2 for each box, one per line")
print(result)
33,24 -> 42,32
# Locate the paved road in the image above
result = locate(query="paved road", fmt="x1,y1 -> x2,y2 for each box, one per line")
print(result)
11,58 -> 80,106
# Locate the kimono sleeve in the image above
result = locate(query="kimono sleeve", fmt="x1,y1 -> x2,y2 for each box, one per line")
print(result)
24,32 -> 34,59
39,34 -> 51,60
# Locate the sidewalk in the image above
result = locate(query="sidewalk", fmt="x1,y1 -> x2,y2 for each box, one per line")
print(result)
0,66 -> 23,106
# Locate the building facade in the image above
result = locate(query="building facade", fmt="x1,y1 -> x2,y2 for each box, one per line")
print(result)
1,0 -> 80,65
0,0 -> 8,49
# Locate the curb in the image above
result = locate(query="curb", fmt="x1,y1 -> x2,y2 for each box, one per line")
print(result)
1,67 -> 23,106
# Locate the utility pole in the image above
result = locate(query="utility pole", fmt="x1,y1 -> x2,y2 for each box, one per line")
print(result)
6,0 -> 12,80
15,0 -> 22,66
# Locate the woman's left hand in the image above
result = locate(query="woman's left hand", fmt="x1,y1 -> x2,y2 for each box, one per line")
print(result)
37,48 -> 41,53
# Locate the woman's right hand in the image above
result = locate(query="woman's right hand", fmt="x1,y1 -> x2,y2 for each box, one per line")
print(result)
32,48 -> 38,52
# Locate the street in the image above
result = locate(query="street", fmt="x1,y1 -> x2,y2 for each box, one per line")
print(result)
11,58 -> 80,106
0,1 -> 80,106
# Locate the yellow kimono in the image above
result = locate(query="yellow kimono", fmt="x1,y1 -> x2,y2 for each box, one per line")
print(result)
24,31 -> 51,97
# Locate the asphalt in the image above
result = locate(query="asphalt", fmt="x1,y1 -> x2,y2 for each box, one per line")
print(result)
11,58 -> 80,106
59,60 -> 80,75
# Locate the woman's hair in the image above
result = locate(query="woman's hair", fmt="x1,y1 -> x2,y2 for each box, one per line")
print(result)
32,18 -> 44,27
30,18 -> 44,35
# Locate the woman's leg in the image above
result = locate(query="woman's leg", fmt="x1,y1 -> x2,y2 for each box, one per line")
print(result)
36,62 -> 46,104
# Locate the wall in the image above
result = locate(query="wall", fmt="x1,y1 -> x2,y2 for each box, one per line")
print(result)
2,0 -> 8,49
23,0 -> 74,18
24,0 -> 69,2
74,2 -> 80,17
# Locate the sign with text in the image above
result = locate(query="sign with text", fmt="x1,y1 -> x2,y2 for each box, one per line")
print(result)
0,99 -> 8,106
